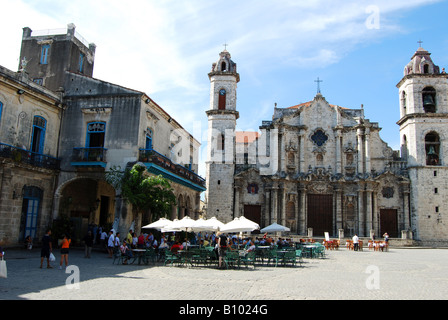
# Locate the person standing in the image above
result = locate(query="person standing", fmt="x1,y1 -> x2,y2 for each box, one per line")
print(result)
107,231 -> 115,258
352,234 -> 359,251
217,232 -> 228,269
83,231 -> 94,258
59,235 -> 71,269
40,229 -> 53,269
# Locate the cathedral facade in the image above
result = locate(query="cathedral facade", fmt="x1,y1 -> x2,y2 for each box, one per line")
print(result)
205,47 -> 448,245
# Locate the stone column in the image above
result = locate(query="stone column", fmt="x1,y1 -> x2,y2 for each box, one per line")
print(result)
365,128 -> 371,174
357,128 -> 364,175
299,135 -> 305,174
335,186 -> 343,233
299,185 -> 307,235
271,186 -> 278,225
234,185 -> 241,217
365,188 -> 373,236
358,187 -> 364,235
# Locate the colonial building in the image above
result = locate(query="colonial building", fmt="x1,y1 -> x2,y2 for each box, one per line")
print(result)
205,47 -> 448,245
0,24 -> 204,246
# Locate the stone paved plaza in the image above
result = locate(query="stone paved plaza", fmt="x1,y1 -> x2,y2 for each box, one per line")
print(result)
1,246 -> 447,301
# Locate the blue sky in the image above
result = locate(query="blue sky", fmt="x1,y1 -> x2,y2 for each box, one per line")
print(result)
1,0 -> 447,177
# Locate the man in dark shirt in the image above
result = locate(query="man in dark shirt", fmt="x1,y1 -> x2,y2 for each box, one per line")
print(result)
40,229 -> 53,268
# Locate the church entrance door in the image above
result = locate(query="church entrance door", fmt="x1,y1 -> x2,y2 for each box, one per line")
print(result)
380,209 -> 398,238
244,205 -> 261,232
307,194 -> 333,237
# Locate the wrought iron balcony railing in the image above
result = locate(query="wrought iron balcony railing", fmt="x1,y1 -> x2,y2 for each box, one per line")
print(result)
0,143 -> 60,170
139,148 -> 205,188
72,147 -> 107,165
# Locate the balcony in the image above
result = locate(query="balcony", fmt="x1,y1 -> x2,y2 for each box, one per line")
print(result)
139,149 -> 206,191
71,147 -> 107,167
0,143 -> 60,170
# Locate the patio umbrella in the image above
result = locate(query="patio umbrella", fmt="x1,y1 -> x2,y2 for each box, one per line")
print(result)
191,217 -> 225,232
220,216 -> 260,233
169,216 -> 197,232
142,218 -> 172,230
260,222 -> 290,233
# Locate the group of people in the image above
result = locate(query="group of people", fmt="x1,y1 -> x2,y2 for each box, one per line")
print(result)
39,229 -> 71,269
351,232 -> 390,251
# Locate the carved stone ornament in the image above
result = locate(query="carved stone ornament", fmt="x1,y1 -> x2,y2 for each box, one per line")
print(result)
382,187 -> 394,199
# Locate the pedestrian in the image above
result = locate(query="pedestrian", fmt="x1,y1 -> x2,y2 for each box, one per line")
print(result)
352,234 -> 359,251
114,232 -> 121,249
59,234 -> 71,269
107,230 -> 115,258
83,231 -> 94,258
40,229 -> 53,269
217,232 -> 228,269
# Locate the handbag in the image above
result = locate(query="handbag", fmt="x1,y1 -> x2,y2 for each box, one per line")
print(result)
49,252 -> 56,262
0,256 -> 7,278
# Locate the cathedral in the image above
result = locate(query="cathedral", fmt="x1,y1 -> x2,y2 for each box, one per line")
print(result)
205,47 -> 448,245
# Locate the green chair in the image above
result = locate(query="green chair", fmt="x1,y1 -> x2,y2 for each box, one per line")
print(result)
267,249 -> 281,267
224,251 -> 240,269
240,251 -> 256,269
283,250 -> 296,267
314,245 -> 325,258
112,248 -> 125,265
143,248 -> 157,264
191,249 -> 207,267
295,250 -> 303,266
164,250 -> 179,266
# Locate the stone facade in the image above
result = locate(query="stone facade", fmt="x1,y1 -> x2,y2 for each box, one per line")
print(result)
206,47 -> 448,245
0,24 -> 204,246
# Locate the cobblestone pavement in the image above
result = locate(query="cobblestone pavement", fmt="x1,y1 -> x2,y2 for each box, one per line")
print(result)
1,246 -> 447,301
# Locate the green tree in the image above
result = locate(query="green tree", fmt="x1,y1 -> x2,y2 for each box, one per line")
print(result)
106,163 -> 176,222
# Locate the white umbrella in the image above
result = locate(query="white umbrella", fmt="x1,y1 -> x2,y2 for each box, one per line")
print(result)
192,217 -> 225,232
142,218 -> 172,230
220,216 -> 260,233
260,222 -> 290,233
169,216 -> 196,232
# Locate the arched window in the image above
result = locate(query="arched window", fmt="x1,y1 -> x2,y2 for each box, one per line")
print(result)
425,132 -> 440,166
217,133 -> 225,151
422,87 -> 436,113
401,91 -> 407,113
423,64 -> 429,74
401,135 -> 408,160
221,62 -> 227,71
218,89 -> 226,110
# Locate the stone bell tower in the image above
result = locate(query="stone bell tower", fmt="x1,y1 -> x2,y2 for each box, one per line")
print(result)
397,45 -> 448,243
205,49 -> 240,223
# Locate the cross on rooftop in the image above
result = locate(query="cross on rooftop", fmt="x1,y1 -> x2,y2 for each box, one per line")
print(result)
223,42 -> 228,51
315,77 -> 323,94
418,40 -> 423,48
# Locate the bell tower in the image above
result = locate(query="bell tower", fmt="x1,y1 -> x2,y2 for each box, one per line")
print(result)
205,49 -> 240,222
397,45 -> 448,242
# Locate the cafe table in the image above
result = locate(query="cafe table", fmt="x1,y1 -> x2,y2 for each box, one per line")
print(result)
131,249 -> 146,264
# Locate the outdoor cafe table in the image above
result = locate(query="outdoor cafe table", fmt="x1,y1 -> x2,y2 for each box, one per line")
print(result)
131,249 -> 146,264
177,250 -> 193,267
303,244 -> 318,258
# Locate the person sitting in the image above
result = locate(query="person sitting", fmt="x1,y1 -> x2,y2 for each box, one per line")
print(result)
120,240 -> 133,264
171,241 -> 182,253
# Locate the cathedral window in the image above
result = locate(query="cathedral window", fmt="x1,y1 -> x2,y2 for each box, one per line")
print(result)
218,89 -> 226,110
217,133 -> 225,151
425,132 -> 440,166
311,129 -> 328,147
221,62 -> 227,71
247,183 -> 259,194
422,87 -> 436,113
